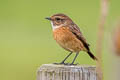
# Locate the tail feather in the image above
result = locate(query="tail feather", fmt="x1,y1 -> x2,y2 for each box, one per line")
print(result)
87,51 -> 97,60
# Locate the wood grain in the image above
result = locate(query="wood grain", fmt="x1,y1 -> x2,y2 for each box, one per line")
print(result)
37,64 -> 97,80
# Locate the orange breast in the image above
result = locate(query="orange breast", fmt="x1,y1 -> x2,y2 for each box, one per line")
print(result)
53,27 -> 86,52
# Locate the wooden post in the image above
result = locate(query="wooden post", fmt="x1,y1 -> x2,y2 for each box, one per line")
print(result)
37,64 -> 97,80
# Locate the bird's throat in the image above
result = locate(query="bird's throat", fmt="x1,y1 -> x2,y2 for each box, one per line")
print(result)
50,22 -> 62,31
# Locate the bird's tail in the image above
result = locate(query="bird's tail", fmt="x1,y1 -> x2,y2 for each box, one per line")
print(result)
87,51 -> 97,60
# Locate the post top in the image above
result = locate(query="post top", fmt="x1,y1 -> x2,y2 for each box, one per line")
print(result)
38,64 -> 96,72
41,64 -> 96,68
37,64 -> 97,80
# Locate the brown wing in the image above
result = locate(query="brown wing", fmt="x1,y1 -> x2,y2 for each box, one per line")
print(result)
68,23 -> 97,60
69,23 -> 90,51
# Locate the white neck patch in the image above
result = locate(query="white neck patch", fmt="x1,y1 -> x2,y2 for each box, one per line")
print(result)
50,22 -> 62,30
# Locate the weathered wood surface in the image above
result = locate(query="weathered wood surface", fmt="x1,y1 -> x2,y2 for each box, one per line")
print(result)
37,64 -> 97,80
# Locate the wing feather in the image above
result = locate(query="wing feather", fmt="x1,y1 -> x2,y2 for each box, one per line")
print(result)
68,23 -> 90,51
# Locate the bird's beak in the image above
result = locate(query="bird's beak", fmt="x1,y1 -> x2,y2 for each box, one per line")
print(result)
45,17 -> 51,20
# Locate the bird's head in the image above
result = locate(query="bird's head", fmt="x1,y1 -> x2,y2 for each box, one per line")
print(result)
46,13 -> 72,30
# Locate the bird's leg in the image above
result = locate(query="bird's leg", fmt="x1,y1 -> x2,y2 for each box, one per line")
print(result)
70,52 -> 79,65
60,52 -> 72,64
53,52 -> 72,65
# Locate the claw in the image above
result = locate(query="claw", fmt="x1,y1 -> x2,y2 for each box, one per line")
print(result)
65,63 -> 78,65
53,62 -> 65,65
53,62 -> 78,65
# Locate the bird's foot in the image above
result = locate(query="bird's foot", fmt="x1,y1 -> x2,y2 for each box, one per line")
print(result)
64,63 -> 79,65
53,62 -> 78,65
53,62 -> 65,65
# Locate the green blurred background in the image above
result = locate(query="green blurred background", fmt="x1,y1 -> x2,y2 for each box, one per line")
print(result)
0,0 -> 120,80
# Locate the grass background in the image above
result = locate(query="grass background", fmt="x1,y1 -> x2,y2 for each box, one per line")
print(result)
0,0 -> 120,80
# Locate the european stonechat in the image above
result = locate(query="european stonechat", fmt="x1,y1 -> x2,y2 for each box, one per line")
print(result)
46,13 -> 97,65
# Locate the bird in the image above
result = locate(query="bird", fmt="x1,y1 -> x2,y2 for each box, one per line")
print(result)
45,13 -> 97,65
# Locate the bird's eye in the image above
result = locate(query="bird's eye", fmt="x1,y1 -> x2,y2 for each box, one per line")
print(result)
56,18 -> 61,21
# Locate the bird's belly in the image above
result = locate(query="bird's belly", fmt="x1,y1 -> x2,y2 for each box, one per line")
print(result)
53,27 -> 85,52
